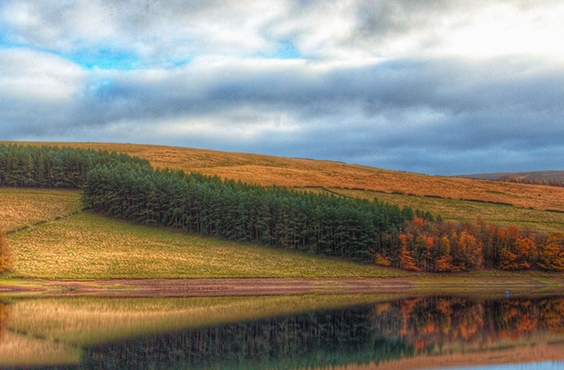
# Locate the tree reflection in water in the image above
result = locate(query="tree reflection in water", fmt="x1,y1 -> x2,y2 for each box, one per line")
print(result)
80,296 -> 564,370
0,302 -> 8,346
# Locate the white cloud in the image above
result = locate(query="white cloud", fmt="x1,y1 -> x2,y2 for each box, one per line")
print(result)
0,48 -> 85,100
0,0 -> 563,174
432,2 -> 564,60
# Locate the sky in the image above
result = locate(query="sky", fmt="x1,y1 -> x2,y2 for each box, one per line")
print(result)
0,0 -> 563,175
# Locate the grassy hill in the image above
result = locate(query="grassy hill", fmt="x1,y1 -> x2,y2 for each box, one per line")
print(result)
461,170 -> 564,184
1,188 -> 404,279
5,141 -> 564,212
2,141 -> 564,280
0,188 -> 82,233
323,188 -> 564,233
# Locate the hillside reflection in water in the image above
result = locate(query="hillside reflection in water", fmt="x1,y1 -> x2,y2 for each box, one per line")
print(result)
1,295 -> 564,369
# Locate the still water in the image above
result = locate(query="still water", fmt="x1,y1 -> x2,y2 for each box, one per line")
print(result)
1,294 -> 563,369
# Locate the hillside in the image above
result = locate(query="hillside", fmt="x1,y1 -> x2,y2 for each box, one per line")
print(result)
461,170 -> 564,185
2,142 -> 564,277
1,188 -> 404,279
4,141 -> 564,212
323,188 -> 564,233
0,188 -> 82,233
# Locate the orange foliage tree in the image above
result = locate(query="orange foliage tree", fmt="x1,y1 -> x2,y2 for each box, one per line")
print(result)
375,253 -> 391,267
452,231 -> 483,272
399,234 -> 421,272
538,233 -> 564,271
436,236 -> 453,272
375,212 -> 558,273
0,231 -> 11,273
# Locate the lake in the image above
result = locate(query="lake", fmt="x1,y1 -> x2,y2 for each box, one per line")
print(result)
1,293 -> 563,369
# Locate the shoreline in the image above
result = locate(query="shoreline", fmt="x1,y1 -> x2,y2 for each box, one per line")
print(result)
2,276 -> 564,297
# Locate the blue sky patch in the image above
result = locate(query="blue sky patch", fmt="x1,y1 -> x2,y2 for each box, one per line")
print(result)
65,48 -> 145,70
257,40 -> 302,60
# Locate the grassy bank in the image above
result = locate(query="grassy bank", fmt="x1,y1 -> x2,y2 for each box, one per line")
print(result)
7,211 -> 406,279
3,187 -> 564,280
0,188 -> 82,233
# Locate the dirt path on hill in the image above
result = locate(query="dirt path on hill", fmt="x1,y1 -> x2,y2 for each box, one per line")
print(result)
2,277 -> 564,297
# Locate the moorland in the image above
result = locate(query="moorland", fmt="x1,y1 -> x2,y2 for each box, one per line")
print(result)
1,141 -> 564,296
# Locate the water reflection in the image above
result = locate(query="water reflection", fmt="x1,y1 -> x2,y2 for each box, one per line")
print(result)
373,296 -> 564,354
1,295 -> 564,369
83,306 -> 409,369
0,302 -> 7,340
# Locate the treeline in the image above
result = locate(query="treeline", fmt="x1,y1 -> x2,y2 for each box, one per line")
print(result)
0,144 -> 149,189
376,217 -> 564,272
82,163 -> 412,261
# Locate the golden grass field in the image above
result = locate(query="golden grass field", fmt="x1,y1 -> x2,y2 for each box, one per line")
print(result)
0,188 -> 82,233
5,141 -> 564,212
6,204 -> 405,279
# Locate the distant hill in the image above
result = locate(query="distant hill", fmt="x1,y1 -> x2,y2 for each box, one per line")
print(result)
460,171 -> 564,187
3,141 -> 564,212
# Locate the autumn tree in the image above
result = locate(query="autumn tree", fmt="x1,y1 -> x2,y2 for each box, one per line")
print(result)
516,237 -> 537,270
452,231 -> 483,271
0,231 -> 11,273
538,233 -> 564,271
375,253 -> 391,267
399,234 -> 421,272
436,236 -> 453,272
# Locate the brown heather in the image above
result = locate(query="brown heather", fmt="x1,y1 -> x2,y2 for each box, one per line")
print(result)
4,141 -> 564,212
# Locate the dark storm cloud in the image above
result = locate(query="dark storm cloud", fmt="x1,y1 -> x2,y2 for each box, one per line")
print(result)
49,55 -> 561,175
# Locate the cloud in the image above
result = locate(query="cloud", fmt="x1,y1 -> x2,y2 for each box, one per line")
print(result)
0,0 -> 563,175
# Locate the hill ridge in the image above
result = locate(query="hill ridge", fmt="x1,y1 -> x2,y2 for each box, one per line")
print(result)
2,141 -> 564,212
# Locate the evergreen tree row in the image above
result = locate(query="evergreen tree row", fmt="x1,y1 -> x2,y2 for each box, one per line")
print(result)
0,144 -> 150,189
82,163 -> 413,261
